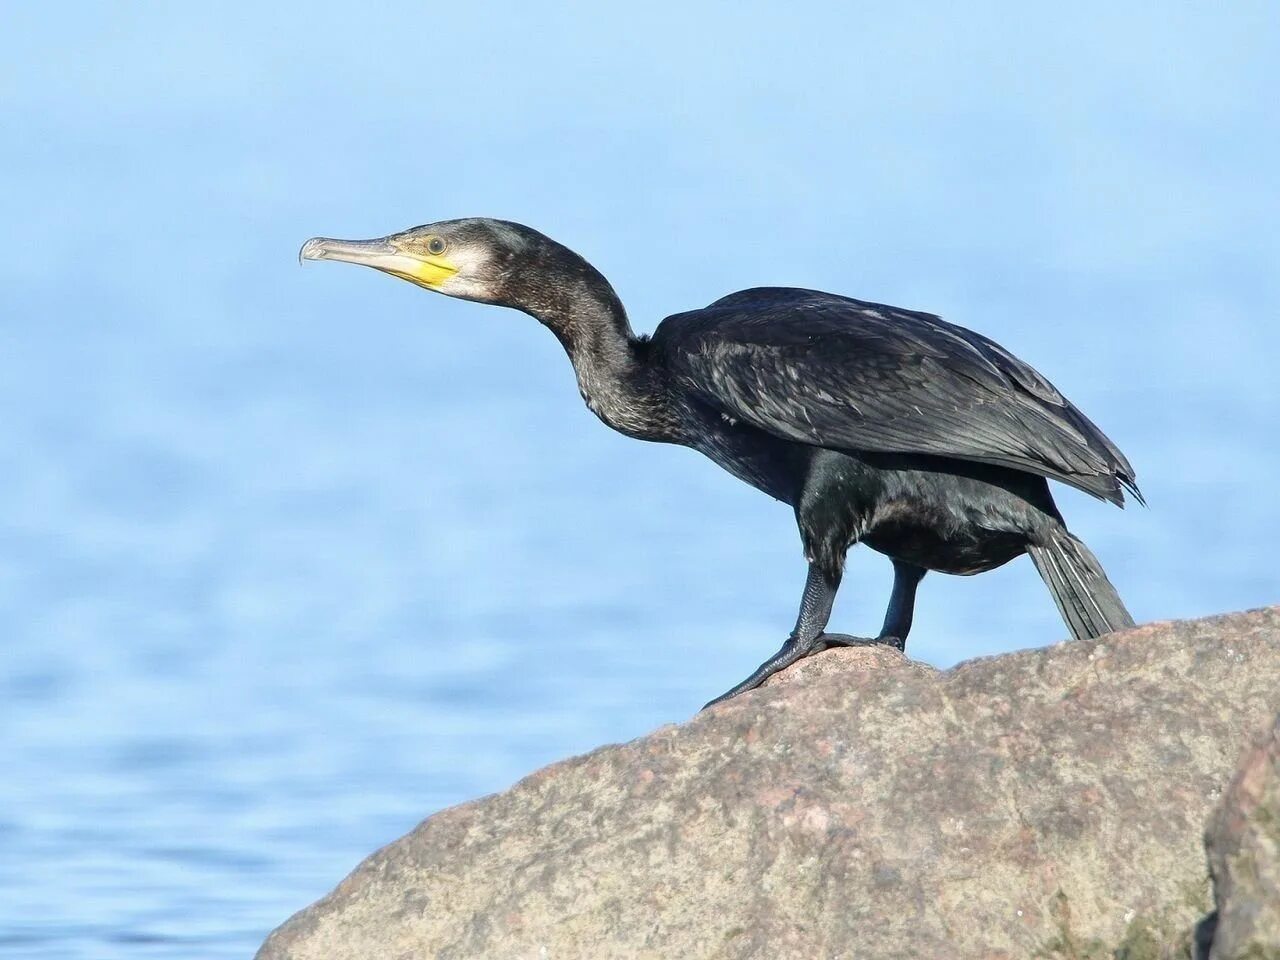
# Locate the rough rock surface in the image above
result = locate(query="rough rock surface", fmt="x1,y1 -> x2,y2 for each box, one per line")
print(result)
258,607 -> 1280,960
1206,712 -> 1280,960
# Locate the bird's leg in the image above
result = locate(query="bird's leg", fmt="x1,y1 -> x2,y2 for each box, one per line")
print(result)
705,561 -> 877,709
704,558 -> 924,709
823,560 -> 926,652
879,560 -> 926,646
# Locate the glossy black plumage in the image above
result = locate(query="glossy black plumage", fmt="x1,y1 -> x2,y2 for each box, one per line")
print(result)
301,218 -> 1141,708
657,287 -> 1140,506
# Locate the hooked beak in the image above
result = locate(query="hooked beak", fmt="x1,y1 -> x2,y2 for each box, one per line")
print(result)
299,235 -> 459,290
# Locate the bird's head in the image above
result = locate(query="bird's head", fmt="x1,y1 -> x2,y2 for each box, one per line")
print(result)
299,218 -> 614,326
299,217 -> 539,305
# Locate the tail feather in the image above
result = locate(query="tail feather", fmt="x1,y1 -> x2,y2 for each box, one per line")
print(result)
1028,532 -> 1135,640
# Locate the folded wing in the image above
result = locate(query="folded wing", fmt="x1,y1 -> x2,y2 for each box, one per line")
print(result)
655,288 -> 1140,505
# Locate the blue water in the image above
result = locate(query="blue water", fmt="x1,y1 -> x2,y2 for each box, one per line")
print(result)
3,4 -> 1278,957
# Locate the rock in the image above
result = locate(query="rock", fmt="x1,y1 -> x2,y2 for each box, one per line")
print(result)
257,607 -> 1280,960
1205,712 -> 1280,960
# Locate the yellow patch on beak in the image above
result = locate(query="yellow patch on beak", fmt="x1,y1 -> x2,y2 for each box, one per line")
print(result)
391,253 -> 458,291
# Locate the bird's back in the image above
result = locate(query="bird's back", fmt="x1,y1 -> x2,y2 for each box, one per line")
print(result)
651,287 -> 1141,505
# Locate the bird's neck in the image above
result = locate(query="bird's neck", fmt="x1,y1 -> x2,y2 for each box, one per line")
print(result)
517,271 -> 668,439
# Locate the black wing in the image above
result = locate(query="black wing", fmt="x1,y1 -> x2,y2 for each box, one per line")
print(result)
653,288 -> 1140,505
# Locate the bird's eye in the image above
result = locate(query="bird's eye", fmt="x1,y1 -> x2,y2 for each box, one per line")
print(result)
426,236 -> 447,256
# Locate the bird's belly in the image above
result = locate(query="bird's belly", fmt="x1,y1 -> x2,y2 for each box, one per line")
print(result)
684,416 -> 804,505
861,506 -> 1027,575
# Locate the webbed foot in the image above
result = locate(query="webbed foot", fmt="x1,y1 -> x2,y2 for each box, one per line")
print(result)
702,632 -> 903,710
817,632 -> 905,652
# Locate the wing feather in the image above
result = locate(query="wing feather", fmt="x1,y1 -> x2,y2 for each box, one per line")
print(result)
654,288 -> 1140,505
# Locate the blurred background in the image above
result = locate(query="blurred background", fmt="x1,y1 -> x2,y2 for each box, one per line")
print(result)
2,2 -> 1277,957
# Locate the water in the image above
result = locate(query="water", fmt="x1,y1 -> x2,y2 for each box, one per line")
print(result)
2,4 -> 1278,957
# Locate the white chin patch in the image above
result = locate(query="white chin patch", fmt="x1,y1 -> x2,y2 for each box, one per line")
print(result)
436,244 -> 496,299
437,275 -> 492,300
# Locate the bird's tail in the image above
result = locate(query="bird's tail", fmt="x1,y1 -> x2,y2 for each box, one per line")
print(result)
1027,530 -> 1135,640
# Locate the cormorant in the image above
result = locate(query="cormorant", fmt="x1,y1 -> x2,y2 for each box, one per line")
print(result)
300,218 -> 1141,708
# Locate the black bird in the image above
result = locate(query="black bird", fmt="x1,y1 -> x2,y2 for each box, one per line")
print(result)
300,218 -> 1141,708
